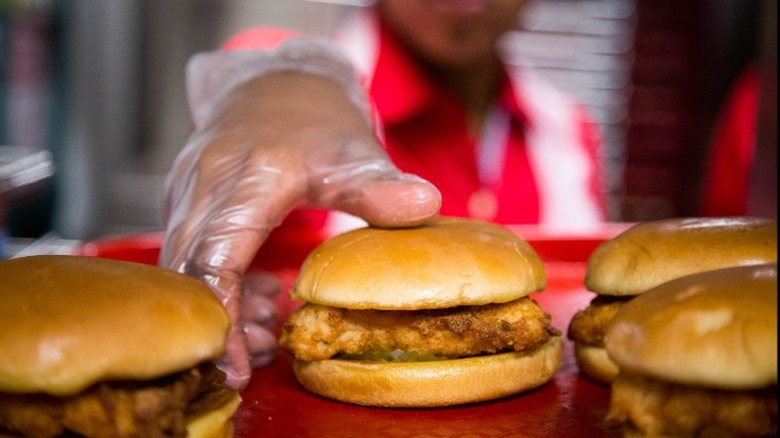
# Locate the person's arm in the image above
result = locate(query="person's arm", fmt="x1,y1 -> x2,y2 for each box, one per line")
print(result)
159,37 -> 441,390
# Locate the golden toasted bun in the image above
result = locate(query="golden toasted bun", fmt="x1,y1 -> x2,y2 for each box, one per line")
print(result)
291,336 -> 562,407
605,264 -> 777,389
585,217 -> 777,296
186,391 -> 242,438
0,255 -> 230,396
292,217 -> 545,310
573,343 -> 620,385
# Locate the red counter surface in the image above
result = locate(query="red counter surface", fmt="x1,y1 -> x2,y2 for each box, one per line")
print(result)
79,223 -> 632,438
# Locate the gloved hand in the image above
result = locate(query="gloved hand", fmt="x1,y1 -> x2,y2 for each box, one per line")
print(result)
240,271 -> 281,369
158,38 -> 441,390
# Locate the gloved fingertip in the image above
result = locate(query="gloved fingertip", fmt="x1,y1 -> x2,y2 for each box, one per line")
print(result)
217,355 -> 252,391
358,176 -> 442,228
250,351 -> 277,368
243,272 -> 283,298
245,323 -> 277,352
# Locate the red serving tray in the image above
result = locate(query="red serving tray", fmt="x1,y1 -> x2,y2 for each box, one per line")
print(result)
78,224 -> 632,437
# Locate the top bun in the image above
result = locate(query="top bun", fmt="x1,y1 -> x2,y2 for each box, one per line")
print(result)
585,217 -> 777,296
292,217 -> 545,310
0,255 -> 230,396
605,264 -> 777,389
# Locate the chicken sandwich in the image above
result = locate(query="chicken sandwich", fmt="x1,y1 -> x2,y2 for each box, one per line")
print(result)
0,255 -> 240,437
280,217 -> 561,407
567,217 -> 777,384
605,264 -> 777,437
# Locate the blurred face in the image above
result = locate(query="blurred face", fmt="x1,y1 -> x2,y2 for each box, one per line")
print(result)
377,0 -> 526,69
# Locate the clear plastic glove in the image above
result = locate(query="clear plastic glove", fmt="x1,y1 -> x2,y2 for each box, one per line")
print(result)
158,38 -> 441,390
240,271 -> 281,369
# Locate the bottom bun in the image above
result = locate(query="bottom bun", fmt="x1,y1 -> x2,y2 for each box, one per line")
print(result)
292,336 -> 562,407
574,343 -> 620,385
186,391 -> 242,438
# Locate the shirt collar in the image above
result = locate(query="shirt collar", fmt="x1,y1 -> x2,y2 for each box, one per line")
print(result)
369,17 -> 530,129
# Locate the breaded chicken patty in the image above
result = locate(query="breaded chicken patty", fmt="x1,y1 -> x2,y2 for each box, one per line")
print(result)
607,373 -> 778,437
280,297 -> 559,362
0,363 -> 226,438
567,295 -> 630,347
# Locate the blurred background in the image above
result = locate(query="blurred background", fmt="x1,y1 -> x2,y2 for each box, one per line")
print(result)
0,0 -> 776,245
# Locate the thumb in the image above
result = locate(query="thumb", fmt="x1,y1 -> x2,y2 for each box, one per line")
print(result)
352,173 -> 442,227
316,162 -> 441,228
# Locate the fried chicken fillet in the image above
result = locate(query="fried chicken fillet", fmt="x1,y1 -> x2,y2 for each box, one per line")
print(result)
567,296 -> 628,349
0,363 -> 232,438
281,297 -> 559,362
607,374 -> 777,437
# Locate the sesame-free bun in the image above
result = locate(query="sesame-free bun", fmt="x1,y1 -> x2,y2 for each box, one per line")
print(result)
292,216 -> 545,310
605,264 -> 777,389
585,217 -> 777,296
573,343 -> 620,385
291,336 -> 562,407
0,255 -> 231,396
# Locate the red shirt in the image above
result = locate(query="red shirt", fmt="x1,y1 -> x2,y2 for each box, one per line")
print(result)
370,19 -> 539,223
